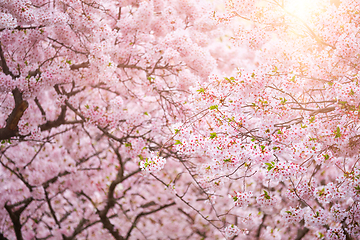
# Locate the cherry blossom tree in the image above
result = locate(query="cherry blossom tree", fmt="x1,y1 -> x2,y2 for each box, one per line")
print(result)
0,0 -> 248,239
1,0 -> 360,240
173,0 -> 360,239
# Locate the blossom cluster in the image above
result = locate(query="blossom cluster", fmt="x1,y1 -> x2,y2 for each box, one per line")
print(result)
304,208 -> 328,229
266,161 -> 306,181
314,182 -> 344,204
224,224 -> 240,238
256,190 -> 279,207
2,0 -> 360,239
140,152 -> 167,173
231,190 -> 253,207
280,207 -> 303,225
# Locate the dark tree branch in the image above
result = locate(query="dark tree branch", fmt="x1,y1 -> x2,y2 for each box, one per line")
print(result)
0,233 -> 9,240
98,212 -> 125,240
125,202 -> 176,240
40,105 -> 67,131
0,89 -> 28,140
66,218 -> 89,240
44,188 -> 61,227
98,168 -> 140,240
34,97 -> 46,117
256,214 -> 267,239
295,226 -> 309,240
0,25 -> 45,32
0,43 -> 29,140
0,42 -> 13,77
4,197 -> 33,240
70,61 -> 90,70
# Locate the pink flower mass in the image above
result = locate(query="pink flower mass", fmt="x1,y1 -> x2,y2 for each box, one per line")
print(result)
1,0 -> 360,239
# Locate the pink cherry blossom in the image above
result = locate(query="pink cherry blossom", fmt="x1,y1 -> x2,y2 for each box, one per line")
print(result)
1,0 -> 360,239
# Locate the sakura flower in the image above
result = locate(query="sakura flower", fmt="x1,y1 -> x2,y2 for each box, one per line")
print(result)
231,190 -> 253,207
140,152 -> 166,173
304,207 -> 327,229
224,224 -> 240,238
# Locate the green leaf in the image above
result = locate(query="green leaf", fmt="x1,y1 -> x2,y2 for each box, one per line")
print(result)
174,129 -> 180,134
144,112 -> 149,116
85,104 -> 89,109
209,105 -> 218,110
290,76 -> 296,82
225,76 -> 236,83
339,100 -> 347,105
209,132 -> 217,139
265,161 -> 275,171
350,89 -> 355,96
265,163 -> 272,170
309,116 -> 315,123
125,142 -> 132,148
143,160 -> 149,168
335,126 -> 341,138
251,73 -> 255,78
280,97 -> 287,105
323,154 -> 330,160
277,130 -> 282,134
147,76 -> 155,82
174,140 -> 182,145
197,88 -> 205,93
263,190 -> 271,199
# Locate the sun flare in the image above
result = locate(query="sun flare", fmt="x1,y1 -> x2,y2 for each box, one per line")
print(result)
283,0 -> 325,21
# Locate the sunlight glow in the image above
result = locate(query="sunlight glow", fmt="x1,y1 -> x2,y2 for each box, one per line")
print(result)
284,0 -> 324,21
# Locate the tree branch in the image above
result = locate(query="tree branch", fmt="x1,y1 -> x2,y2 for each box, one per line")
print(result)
4,197 -> 33,240
0,89 -> 28,140
39,105 -> 67,131
125,202 -> 176,239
